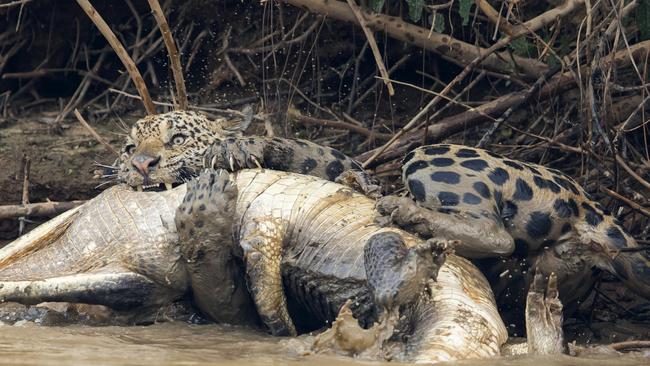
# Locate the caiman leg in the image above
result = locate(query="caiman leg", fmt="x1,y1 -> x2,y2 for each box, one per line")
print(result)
526,271 -> 567,355
0,270 -> 161,310
335,170 -> 382,199
364,232 -> 453,310
175,170 -> 258,325
376,195 -> 514,258
239,215 -> 295,336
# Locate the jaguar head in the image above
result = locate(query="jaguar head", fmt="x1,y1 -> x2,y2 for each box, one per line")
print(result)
117,109 -> 251,191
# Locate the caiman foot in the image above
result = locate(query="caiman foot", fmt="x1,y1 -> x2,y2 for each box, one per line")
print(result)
175,169 -> 258,325
374,195 -> 433,237
312,299 -> 398,360
335,170 -> 382,199
525,271 -> 567,355
364,231 -> 455,311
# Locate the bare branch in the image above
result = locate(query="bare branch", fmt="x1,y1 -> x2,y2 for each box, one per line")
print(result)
147,0 -> 188,110
75,0 -> 156,114
282,0 -> 548,78
345,0 -> 394,96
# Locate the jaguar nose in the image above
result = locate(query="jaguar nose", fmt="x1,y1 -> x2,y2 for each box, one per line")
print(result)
131,154 -> 161,178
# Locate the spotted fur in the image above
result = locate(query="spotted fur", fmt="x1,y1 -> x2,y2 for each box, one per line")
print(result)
402,144 -> 650,301
118,110 -> 363,189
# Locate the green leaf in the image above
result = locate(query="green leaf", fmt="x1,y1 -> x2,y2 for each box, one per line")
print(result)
406,0 -> 424,22
433,12 -> 445,33
638,0 -> 650,41
459,0 -> 473,26
370,0 -> 385,13
510,37 -> 535,57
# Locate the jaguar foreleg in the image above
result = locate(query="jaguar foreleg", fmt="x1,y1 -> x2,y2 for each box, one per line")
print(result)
375,195 -> 514,258
176,169 -> 258,325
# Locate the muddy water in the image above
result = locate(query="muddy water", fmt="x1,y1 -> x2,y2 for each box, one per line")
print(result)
0,322 -> 647,366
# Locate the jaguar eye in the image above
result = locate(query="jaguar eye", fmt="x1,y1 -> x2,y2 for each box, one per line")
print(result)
171,134 -> 186,145
125,144 -> 136,155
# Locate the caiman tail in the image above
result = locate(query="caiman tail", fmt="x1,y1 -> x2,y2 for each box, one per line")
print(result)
0,186 -> 188,309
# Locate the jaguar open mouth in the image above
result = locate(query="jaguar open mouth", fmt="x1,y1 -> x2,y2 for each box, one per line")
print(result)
132,182 -> 183,192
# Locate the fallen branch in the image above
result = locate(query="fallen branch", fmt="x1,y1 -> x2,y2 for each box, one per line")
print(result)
476,0 -> 515,36
356,39 -> 650,167
75,0 -> 156,114
282,0 -> 547,78
147,0 -> 188,110
609,340 -> 650,352
0,201 -> 86,220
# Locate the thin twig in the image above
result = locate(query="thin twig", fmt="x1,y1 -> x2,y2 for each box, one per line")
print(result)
296,115 -> 391,139
345,0 -> 393,96
147,0 -> 188,110
601,187 -> 650,218
18,155 -> 30,236
0,0 -> 31,9
615,154 -> 650,190
75,0 -> 156,114
73,109 -> 120,156
477,65 -> 562,148
476,0 -> 515,36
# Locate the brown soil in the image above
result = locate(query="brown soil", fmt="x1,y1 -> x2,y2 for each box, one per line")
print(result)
0,113 -> 125,240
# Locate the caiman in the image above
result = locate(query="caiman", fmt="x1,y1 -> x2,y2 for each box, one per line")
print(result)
0,168 -> 508,363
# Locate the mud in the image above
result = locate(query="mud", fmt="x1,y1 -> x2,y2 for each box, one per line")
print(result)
0,114 -> 122,240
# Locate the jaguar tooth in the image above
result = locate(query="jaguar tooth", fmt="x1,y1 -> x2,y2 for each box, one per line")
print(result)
165,183 -> 173,191
136,185 -> 143,192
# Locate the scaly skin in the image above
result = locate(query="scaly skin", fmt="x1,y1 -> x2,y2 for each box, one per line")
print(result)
0,186 -> 188,310
182,169 -> 508,363
0,169 -> 507,363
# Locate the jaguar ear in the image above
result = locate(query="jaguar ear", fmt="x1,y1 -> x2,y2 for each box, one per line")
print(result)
221,105 -> 254,136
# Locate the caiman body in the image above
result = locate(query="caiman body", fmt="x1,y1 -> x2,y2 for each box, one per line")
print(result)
0,169 -> 507,363
187,169 -> 508,362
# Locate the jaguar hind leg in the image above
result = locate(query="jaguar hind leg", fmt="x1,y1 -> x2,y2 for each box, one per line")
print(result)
364,231 -> 453,311
375,195 -> 514,258
176,169 -> 259,325
525,271 -> 567,355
